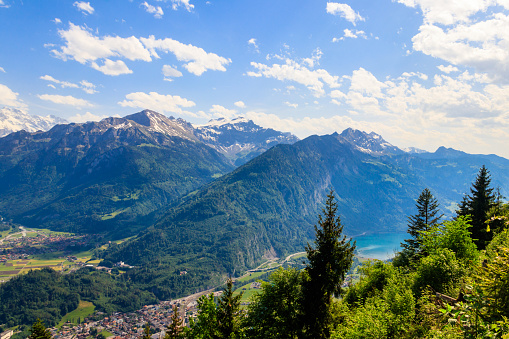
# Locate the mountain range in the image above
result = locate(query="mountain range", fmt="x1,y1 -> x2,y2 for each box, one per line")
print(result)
1,107 -> 509,284
0,110 -> 234,235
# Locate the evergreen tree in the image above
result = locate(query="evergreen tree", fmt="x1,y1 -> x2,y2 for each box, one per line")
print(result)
216,277 -> 244,338
301,190 -> 356,339
457,165 -> 496,249
165,305 -> 185,339
402,188 -> 443,257
29,319 -> 53,339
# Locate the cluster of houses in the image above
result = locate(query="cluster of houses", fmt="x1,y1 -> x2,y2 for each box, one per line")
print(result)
49,292 -> 223,339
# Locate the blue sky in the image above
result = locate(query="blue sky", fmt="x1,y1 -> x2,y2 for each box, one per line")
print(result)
1,0 -> 509,158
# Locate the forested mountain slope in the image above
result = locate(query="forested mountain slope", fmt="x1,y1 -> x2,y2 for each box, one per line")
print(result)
0,110 -> 234,235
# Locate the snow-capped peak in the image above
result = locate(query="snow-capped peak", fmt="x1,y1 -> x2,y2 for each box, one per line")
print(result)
339,128 -> 404,156
0,107 -> 67,137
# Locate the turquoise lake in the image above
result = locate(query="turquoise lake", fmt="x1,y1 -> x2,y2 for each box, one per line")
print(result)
351,232 -> 407,260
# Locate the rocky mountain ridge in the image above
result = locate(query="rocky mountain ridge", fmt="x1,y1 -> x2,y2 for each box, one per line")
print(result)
193,117 -> 300,165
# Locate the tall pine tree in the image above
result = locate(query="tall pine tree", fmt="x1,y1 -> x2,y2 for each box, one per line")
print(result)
216,278 -> 244,338
301,190 -> 356,339
403,188 -> 443,256
457,165 -> 496,249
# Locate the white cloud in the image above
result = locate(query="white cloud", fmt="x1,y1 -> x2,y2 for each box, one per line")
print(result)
0,83 -> 27,109
303,48 -> 323,68
69,112 -> 116,123
234,101 -> 246,108
0,0 -> 10,8
53,18 -> 62,24
79,80 -> 98,94
326,2 -> 365,26
73,1 -> 94,15
52,23 -> 152,64
118,91 -> 196,116
171,0 -> 194,12
437,65 -> 459,74
141,35 -> 232,75
40,76 -> 98,94
284,101 -> 298,108
398,1 -> 509,82
51,23 -> 230,76
0,66 -> 5,73
248,56 -> 340,97
38,94 -> 93,107
162,65 -> 183,81
248,38 -> 259,53
40,75 -> 79,89
209,104 -> 238,119
91,59 -> 133,76
141,2 -> 164,18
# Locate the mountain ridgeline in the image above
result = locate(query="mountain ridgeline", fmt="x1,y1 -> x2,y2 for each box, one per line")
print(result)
194,117 -> 299,166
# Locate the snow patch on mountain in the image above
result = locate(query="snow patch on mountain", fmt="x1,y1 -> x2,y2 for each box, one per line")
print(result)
194,117 -> 299,165
0,107 -> 68,137
339,128 -> 404,156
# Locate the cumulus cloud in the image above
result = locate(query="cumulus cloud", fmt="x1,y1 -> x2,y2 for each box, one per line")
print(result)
52,23 -> 151,64
141,2 -> 164,18
0,67 -> 5,73
398,1 -> 509,82
0,83 -> 27,109
91,59 -> 133,76
53,18 -> 62,24
118,91 -> 196,116
0,0 -> 10,8
171,0 -> 194,12
234,101 -> 246,108
69,112 -> 118,123
437,65 -> 459,74
141,35 -> 232,75
51,23 -> 231,76
38,94 -> 93,107
326,2 -> 365,26
73,1 -> 94,15
247,53 -> 340,97
209,104 -> 238,119
162,65 -> 183,81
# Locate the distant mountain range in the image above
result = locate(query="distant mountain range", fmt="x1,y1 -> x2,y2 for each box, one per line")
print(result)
0,107 -> 67,137
194,117 -> 299,165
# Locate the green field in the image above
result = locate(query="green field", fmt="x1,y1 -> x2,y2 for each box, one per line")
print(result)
236,271 -> 266,283
58,301 -> 96,328
235,282 -> 261,304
